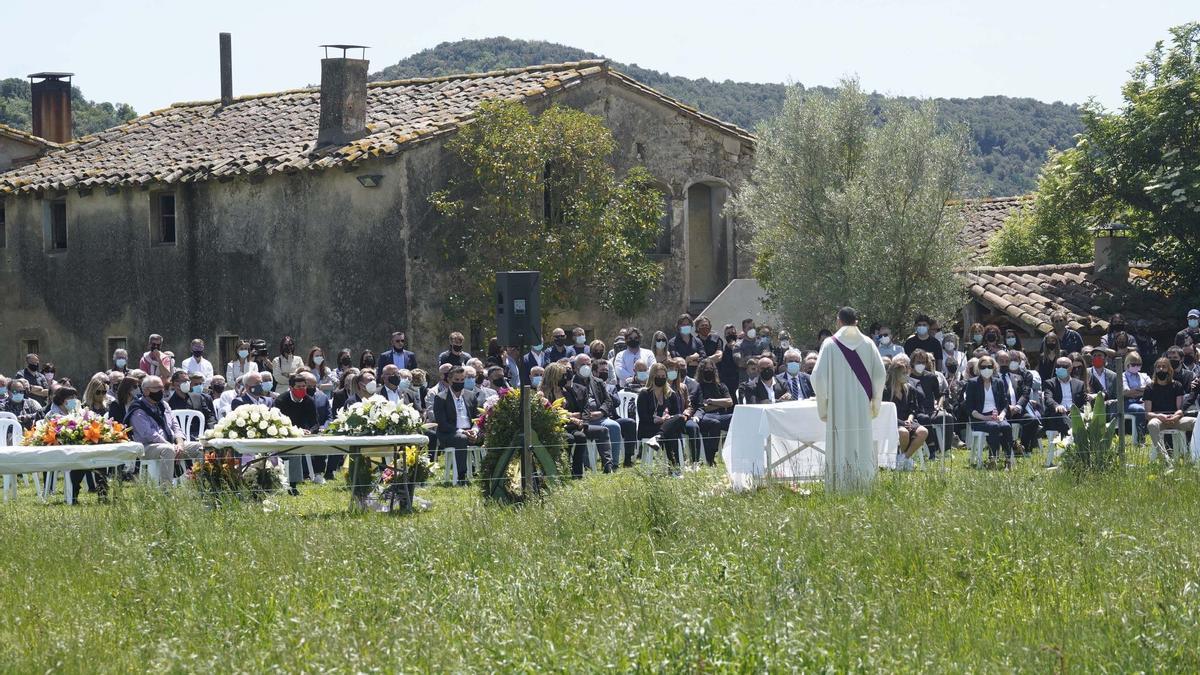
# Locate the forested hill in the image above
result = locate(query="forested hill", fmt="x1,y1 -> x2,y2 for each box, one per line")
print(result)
0,78 -> 136,139
374,37 -> 1082,197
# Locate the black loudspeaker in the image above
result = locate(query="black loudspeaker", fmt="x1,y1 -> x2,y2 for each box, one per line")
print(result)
496,271 -> 541,348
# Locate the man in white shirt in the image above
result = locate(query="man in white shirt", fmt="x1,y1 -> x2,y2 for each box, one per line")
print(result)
379,364 -> 406,403
182,338 -> 215,385
615,327 -> 656,382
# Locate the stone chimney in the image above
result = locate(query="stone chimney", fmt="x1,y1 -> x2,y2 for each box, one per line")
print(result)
316,45 -> 369,148
219,33 -> 233,106
1093,222 -> 1131,282
28,72 -> 74,144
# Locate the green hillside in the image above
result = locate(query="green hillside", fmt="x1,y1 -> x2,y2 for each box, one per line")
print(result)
0,78 -> 136,140
374,37 -> 1082,196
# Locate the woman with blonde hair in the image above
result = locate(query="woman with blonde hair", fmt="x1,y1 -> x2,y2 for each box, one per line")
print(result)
539,362 -> 600,477
82,373 -> 113,415
635,362 -> 686,470
882,363 -> 928,470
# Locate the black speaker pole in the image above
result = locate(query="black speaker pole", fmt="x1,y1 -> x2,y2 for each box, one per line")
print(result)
521,339 -> 534,499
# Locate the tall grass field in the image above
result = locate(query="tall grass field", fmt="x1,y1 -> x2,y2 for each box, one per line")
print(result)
0,454 -> 1198,671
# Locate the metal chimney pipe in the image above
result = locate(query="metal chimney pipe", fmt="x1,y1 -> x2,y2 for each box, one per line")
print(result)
28,72 -> 74,144
316,44 -> 369,148
219,33 -> 233,106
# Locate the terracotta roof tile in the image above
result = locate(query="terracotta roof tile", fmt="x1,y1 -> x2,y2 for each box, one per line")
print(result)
953,195 -> 1032,263
960,262 -> 1176,336
0,123 -> 61,150
0,60 -> 754,195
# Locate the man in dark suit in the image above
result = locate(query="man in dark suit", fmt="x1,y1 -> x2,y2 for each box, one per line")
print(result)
376,331 -> 417,379
545,327 -> 573,363
166,371 -> 215,437
563,356 -> 614,475
231,372 -> 273,410
1087,351 -> 1120,418
433,366 -> 480,485
996,350 -> 1040,453
1043,356 -> 1087,435
739,357 -> 788,404
521,342 -> 548,385
775,350 -> 815,401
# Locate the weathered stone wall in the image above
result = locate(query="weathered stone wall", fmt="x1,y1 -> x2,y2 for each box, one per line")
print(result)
0,74 -> 753,380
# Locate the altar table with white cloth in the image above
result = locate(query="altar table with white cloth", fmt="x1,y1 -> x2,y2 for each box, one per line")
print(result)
0,441 -> 144,503
721,400 -> 899,490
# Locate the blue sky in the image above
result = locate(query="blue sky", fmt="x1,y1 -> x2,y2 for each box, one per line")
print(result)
5,0 -> 1195,114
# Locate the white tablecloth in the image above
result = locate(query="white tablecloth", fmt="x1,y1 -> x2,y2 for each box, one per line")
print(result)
0,441 -> 144,474
205,434 -> 428,457
721,400 -> 898,490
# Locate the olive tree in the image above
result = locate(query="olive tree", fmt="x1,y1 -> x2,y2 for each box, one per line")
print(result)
735,78 -> 970,338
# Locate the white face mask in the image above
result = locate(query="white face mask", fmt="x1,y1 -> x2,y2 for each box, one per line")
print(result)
879,336 -> 891,345
944,343 -> 955,353
578,365 -> 592,379
914,363 -> 926,374
980,368 -> 994,378
780,341 -> 791,350
746,329 -> 757,339
1008,361 -> 1019,372
364,381 -> 378,394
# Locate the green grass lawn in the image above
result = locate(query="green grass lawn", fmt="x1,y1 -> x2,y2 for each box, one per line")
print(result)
1,450 -> 1198,672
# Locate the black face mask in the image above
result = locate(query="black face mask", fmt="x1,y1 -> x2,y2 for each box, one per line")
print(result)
27,363 -> 39,372
553,336 -> 565,346
146,390 -> 164,402
626,339 -> 640,350
947,365 -> 958,374
701,371 -> 715,382
687,366 -> 697,379
1186,355 -> 1197,365
450,344 -> 462,353
725,333 -> 737,341
450,381 -> 465,393
653,376 -> 667,387
492,378 -> 506,388
250,384 -> 265,396
760,369 -> 775,380
596,372 -> 608,381
1169,360 -> 1181,370
387,375 -> 401,386
306,386 -> 316,397
211,384 -> 225,395
339,357 -> 351,367
1156,370 -> 1170,381
559,376 -> 569,388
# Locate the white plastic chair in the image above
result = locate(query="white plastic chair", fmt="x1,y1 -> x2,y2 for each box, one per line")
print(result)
1043,430 -> 1061,467
0,411 -> 17,421
0,418 -> 29,502
1122,414 -> 1140,446
616,391 -> 638,421
171,409 -> 204,441
968,430 -> 989,467
1154,429 -> 1189,462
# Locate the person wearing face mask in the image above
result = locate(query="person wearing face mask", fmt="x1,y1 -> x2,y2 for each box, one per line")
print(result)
522,335 -> 549,383
543,328 -> 572,363
1036,333 -> 1062,382
876,325 -> 904,359
1042,356 -> 1086,437
1165,346 -> 1195,394
776,349 -> 815,402
379,364 -> 408,404
2,379 -> 42,429
332,348 -> 355,385
559,357 -> 614,475
377,331 -> 417,379
270,336 -> 304,384
249,339 -> 272,376
882,363 -> 927,470
739,356 -> 787,405
271,371 -> 321,493
968,323 -> 986,349
436,331 -> 471,367
126,376 -> 203,487
300,370 -> 338,480
330,368 -> 359,415
994,351 -> 1040,455
42,386 -> 105,501
358,349 -> 377,372
231,372 -> 273,410
1176,309 -> 1200,348
623,360 -> 651,392
1100,314 -> 1139,354
112,348 -> 130,375
966,355 -> 1014,468
569,327 -> 589,358
166,370 -> 203,429
1121,351 -> 1151,434
691,361 -> 734,465
903,314 -> 943,364
1002,329 -> 1023,352
433,366 -> 481,485
1086,350 -> 1120,420
208,375 -> 232,421
181,338 -> 214,386
138,334 -> 172,379
980,324 -> 1003,355
1143,357 -> 1194,458
615,327 -> 656,382
716,323 -> 741,390
306,347 -> 335,394
668,356 -> 702,457
909,350 -> 955,458
694,316 -> 722,364
942,338 -> 967,379
225,340 -> 259,386
650,330 -> 671,365
668,314 -> 706,360
581,357 -> 634,468
635,362 -> 687,470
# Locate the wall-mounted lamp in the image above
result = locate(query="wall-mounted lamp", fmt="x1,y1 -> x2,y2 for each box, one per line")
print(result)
356,174 -> 383,188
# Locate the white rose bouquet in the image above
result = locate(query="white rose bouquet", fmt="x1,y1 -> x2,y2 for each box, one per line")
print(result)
203,404 -> 303,441
325,396 -> 423,437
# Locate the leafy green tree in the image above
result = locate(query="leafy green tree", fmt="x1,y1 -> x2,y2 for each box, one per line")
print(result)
987,148 -> 1100,265
430,100 -> 662,323
736,79 -> 970,337
991,22 -> 1200,302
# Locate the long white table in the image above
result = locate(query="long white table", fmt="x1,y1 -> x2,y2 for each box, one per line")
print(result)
0,441 -> 144,503
720,400 -> 899,491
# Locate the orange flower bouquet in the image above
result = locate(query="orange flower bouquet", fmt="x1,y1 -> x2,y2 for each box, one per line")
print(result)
22,410 -> 129,447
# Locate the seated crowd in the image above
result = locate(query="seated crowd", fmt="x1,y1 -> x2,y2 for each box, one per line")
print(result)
1,308 -> 1197,499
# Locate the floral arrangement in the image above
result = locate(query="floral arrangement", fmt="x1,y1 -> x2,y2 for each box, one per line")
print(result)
325,396 -> 424,437
324,396 -> 427,504
203,404 -> 303,441
23,410 -> 129,446
375,445 -> 436,512
188,451 -> 287,502
476,388 -> 570,503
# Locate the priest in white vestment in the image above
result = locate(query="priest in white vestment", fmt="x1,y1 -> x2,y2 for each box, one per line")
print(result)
812,307 -> 887,493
